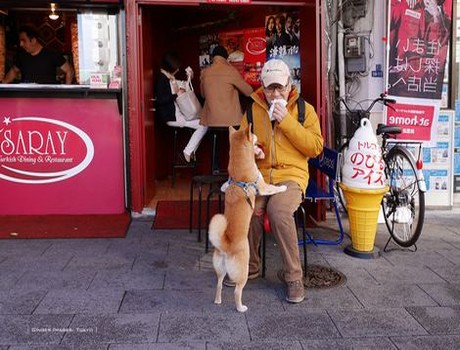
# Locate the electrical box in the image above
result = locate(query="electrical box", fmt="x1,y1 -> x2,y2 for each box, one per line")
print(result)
344,35 -> 364,58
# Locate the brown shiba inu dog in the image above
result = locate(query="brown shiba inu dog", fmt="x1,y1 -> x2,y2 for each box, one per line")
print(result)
208,124 -> 286,313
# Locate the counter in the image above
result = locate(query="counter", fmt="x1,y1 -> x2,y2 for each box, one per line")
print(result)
0,85 -> 126,215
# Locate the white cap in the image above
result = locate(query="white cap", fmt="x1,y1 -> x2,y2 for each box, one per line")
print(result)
260,59 -> 291,87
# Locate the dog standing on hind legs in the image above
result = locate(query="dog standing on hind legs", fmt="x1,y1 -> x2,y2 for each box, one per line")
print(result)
208,124 -> 286,312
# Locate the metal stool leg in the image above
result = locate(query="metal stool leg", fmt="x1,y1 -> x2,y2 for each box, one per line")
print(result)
189,180 -> 194,233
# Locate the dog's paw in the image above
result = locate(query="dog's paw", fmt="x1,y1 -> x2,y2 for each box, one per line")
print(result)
277,185 -> 287,193
214,298 -> 222,305
237,305 -> 248,313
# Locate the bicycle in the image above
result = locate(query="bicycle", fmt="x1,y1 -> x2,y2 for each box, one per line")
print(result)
337,94 -> 426,249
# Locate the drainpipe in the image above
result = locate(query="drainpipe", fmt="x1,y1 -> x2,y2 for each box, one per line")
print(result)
337,0 -> 347,144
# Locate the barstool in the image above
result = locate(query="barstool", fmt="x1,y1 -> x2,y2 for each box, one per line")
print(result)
209,127 -> 228,175
171,127 -> 197,187
189,174 -> 227,243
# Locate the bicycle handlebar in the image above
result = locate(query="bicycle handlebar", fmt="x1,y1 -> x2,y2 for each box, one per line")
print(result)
340,93 -> 396,114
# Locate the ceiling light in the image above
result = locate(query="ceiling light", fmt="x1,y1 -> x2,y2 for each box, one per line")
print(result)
49,3 -> 59,20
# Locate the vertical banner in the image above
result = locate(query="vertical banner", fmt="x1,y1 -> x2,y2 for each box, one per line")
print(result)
242,28 -> 266,86
387,0 -> 452,99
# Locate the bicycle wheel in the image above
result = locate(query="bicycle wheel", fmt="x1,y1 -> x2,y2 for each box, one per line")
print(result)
381,146 -> 425,247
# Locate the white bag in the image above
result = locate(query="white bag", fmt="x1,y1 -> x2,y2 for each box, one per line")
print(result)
175,77 -> 202,121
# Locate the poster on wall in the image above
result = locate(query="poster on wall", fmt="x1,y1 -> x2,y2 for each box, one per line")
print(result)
242,28 -> 266,85
199,28 -> 266,86
385,101 -> 437,142
265,12 -> 300,91
386,0 -> 452,100
420,110 -> 454,205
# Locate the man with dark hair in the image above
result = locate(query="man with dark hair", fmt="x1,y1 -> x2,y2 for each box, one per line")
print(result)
1,25 -> 74,84
200,45 -> 253,127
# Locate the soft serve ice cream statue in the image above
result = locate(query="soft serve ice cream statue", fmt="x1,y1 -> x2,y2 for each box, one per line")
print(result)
341,118 -> 387,189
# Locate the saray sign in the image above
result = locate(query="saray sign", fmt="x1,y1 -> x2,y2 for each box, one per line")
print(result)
0,117 -> 94,184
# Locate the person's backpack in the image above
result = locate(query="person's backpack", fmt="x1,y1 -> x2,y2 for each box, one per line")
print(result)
246,96 -> 306,132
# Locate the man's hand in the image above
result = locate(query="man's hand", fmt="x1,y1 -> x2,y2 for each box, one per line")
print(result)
272,102 -> 288,123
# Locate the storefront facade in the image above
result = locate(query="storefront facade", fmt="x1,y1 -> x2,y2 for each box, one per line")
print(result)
0,0 -> 327,216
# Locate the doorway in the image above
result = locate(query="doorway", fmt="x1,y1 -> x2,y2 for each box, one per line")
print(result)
131,1 -> 319,212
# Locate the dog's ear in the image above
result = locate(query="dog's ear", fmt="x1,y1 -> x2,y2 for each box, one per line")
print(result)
229,126 -> 236,135
246,124 -> 253,142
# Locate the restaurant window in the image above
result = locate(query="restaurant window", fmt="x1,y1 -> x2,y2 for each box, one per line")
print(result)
0,6 -> 121,88
75,11 -> 121,87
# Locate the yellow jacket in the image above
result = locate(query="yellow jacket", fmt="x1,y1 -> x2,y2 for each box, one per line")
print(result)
240,87 -> 324,192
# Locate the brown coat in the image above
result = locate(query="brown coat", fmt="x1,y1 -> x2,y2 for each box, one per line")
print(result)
200,56 -> 253,127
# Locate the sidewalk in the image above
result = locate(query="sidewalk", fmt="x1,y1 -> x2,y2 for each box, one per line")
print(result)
0,209 -> 459,349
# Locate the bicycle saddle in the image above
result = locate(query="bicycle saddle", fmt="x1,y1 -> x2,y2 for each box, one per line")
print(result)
376,123 -> 402,136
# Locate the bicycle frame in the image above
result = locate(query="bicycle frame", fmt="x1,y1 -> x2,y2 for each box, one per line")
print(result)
382,139 -> 426,193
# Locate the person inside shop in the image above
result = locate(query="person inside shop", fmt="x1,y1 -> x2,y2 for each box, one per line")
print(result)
1,25 -> 74,84
154,52 -> 208,163
199,45 -> 253,173
225,59 -> 323,304
200,45 -> 253,127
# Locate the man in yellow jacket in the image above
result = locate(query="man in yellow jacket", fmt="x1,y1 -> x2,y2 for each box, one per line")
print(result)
238,59 -> 323,303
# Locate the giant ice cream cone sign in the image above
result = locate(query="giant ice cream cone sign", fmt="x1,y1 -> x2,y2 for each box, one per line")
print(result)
341,118 -> 388,257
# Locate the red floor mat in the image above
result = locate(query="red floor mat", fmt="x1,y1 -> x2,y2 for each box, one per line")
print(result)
152,200 -> 223,230
0,212 -> 131,239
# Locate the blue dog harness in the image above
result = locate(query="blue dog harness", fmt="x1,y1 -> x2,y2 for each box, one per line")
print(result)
227,173 -> 261,208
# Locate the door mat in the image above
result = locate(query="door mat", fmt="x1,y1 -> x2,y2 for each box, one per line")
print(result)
152,200 -> 224,230
0,212 -> 131,239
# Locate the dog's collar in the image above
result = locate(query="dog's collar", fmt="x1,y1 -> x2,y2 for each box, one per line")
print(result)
227,173 -> 261,208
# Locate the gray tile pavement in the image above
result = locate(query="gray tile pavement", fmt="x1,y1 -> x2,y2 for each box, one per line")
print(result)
0,208 -> 458,349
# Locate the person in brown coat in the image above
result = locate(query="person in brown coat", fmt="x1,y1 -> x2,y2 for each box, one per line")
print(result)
200,46 -> 253,127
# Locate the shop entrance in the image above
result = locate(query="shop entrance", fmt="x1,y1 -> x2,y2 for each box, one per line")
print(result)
129,0 -> 320,213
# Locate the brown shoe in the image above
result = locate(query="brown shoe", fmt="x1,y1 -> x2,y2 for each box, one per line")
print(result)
286,280 -> 305,303
223,271 -> 259,287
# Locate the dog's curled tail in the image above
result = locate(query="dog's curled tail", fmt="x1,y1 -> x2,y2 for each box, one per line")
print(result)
208,214 -> 228,251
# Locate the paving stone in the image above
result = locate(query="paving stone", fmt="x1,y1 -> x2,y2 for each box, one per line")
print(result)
158,311 -> 249,342
164,269 -> 215,290
109,342 -> 205,349
16,268 -> 96,291
364,265 -> 446,284
382,250 -> 455,268
390,335 -> 460,350
89,269 -> 165,290
406,306 -> 460,334
428,265 -> 460,284
348,283 -> 438,308
44,240 -> 111,257
34,288 -> 125,314
64,255 -> 134,271
300,337 -> 397,349
0,289 -> 46,315
328,308 -> 427,337
283,285 -> 362,310
247,310 -> 340,340
418,283 -> 460,306
119,289 -> 212,313
9,345 -> 108,350
0,314 -> 72,345
61,314 -> 160,346
207,340 -> 303,350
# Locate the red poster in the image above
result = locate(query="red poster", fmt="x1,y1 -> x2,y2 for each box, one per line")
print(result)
386,102 -> 435,141
387,0 -> 452,99
242,28 -> 266,86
